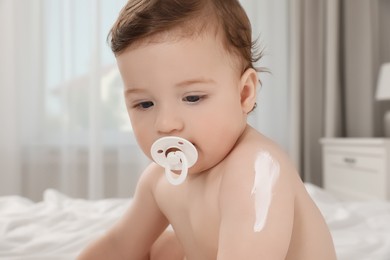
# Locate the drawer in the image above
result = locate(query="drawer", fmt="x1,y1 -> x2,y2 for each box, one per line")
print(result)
325,150 -> 384,173
323,149 -> 387,200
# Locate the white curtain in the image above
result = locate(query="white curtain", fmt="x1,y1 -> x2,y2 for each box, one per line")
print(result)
241,0 -> 290,152
0,0 -> 290,200
0,0 -> 149,200
288,0 -> 389,185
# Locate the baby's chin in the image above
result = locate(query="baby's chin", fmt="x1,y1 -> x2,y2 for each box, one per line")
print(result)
187,159 -> 221,176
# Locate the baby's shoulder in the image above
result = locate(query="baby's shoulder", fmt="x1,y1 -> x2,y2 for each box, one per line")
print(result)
219,128 -> 298,198
134,162 -> 165,195
225,128 -> 291,171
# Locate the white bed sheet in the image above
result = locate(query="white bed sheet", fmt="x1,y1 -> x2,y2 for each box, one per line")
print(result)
305,183 -> 390,260
0,190 -> 130,260
0,184 -> 389,260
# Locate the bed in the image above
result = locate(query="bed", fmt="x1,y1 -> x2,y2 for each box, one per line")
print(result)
1,184 -> 390,260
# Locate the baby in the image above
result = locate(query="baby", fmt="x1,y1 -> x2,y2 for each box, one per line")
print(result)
78,0 -> 336,259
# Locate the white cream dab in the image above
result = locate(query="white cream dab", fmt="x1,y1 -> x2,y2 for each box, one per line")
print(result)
251,151 -> 280,232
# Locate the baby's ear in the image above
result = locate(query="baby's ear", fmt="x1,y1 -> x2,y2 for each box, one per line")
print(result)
239,68 -> 258,113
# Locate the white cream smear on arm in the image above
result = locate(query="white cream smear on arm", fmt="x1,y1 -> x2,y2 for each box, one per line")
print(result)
251,151 -> 280,232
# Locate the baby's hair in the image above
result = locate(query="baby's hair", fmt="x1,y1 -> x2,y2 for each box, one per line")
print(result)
108,0 -> 265,74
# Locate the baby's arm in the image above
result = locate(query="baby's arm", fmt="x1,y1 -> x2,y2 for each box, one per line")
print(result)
78,163 -> 169,260
217,152 -> 294,259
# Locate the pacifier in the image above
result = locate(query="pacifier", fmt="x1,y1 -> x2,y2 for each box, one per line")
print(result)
151,136 -> 198,185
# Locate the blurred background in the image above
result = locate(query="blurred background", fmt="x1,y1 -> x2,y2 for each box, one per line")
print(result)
0,0 -> 389,201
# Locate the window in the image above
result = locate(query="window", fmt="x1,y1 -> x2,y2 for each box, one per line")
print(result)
36,0 -> 132,146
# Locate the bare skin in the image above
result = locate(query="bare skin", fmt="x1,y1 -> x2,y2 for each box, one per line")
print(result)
78,29 -> 336,260
143,126 -> 336,260
79,127 -> 336,260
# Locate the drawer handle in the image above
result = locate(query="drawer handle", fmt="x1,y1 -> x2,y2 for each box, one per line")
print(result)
343,157 -> 356,164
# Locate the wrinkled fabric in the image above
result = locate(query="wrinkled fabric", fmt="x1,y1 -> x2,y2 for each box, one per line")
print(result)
1,185 -> 390,260
0,190 -> 130,260
305,183 -> 390,260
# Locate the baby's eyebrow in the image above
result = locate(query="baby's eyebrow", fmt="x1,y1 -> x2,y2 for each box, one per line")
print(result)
123,78 -> 216,96
123,87 -> 146,97
175,78 -> 216,88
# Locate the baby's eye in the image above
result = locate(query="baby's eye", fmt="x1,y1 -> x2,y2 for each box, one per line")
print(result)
183,95 -> 203,103
136,101 -> 154,109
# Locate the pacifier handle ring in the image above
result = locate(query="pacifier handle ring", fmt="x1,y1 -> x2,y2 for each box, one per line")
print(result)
165,151 -> 188,186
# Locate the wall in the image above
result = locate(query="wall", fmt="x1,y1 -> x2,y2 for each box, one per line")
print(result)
241,0 -> 290,152
0,0 -> 21,196
376,0 -> 390,136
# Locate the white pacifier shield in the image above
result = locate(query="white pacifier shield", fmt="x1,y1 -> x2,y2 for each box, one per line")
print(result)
151,136 -> 198,170
151,137 -> 198,185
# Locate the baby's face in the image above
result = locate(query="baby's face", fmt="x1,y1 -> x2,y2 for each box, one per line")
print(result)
117,32 -> 249,174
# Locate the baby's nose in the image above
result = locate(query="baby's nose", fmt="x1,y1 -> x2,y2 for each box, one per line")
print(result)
155,107 -> 184,134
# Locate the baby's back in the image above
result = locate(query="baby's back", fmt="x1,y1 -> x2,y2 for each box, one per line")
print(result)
285,179 -> 336,259
238,128 -> 336,259
239,128 -> 336,259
